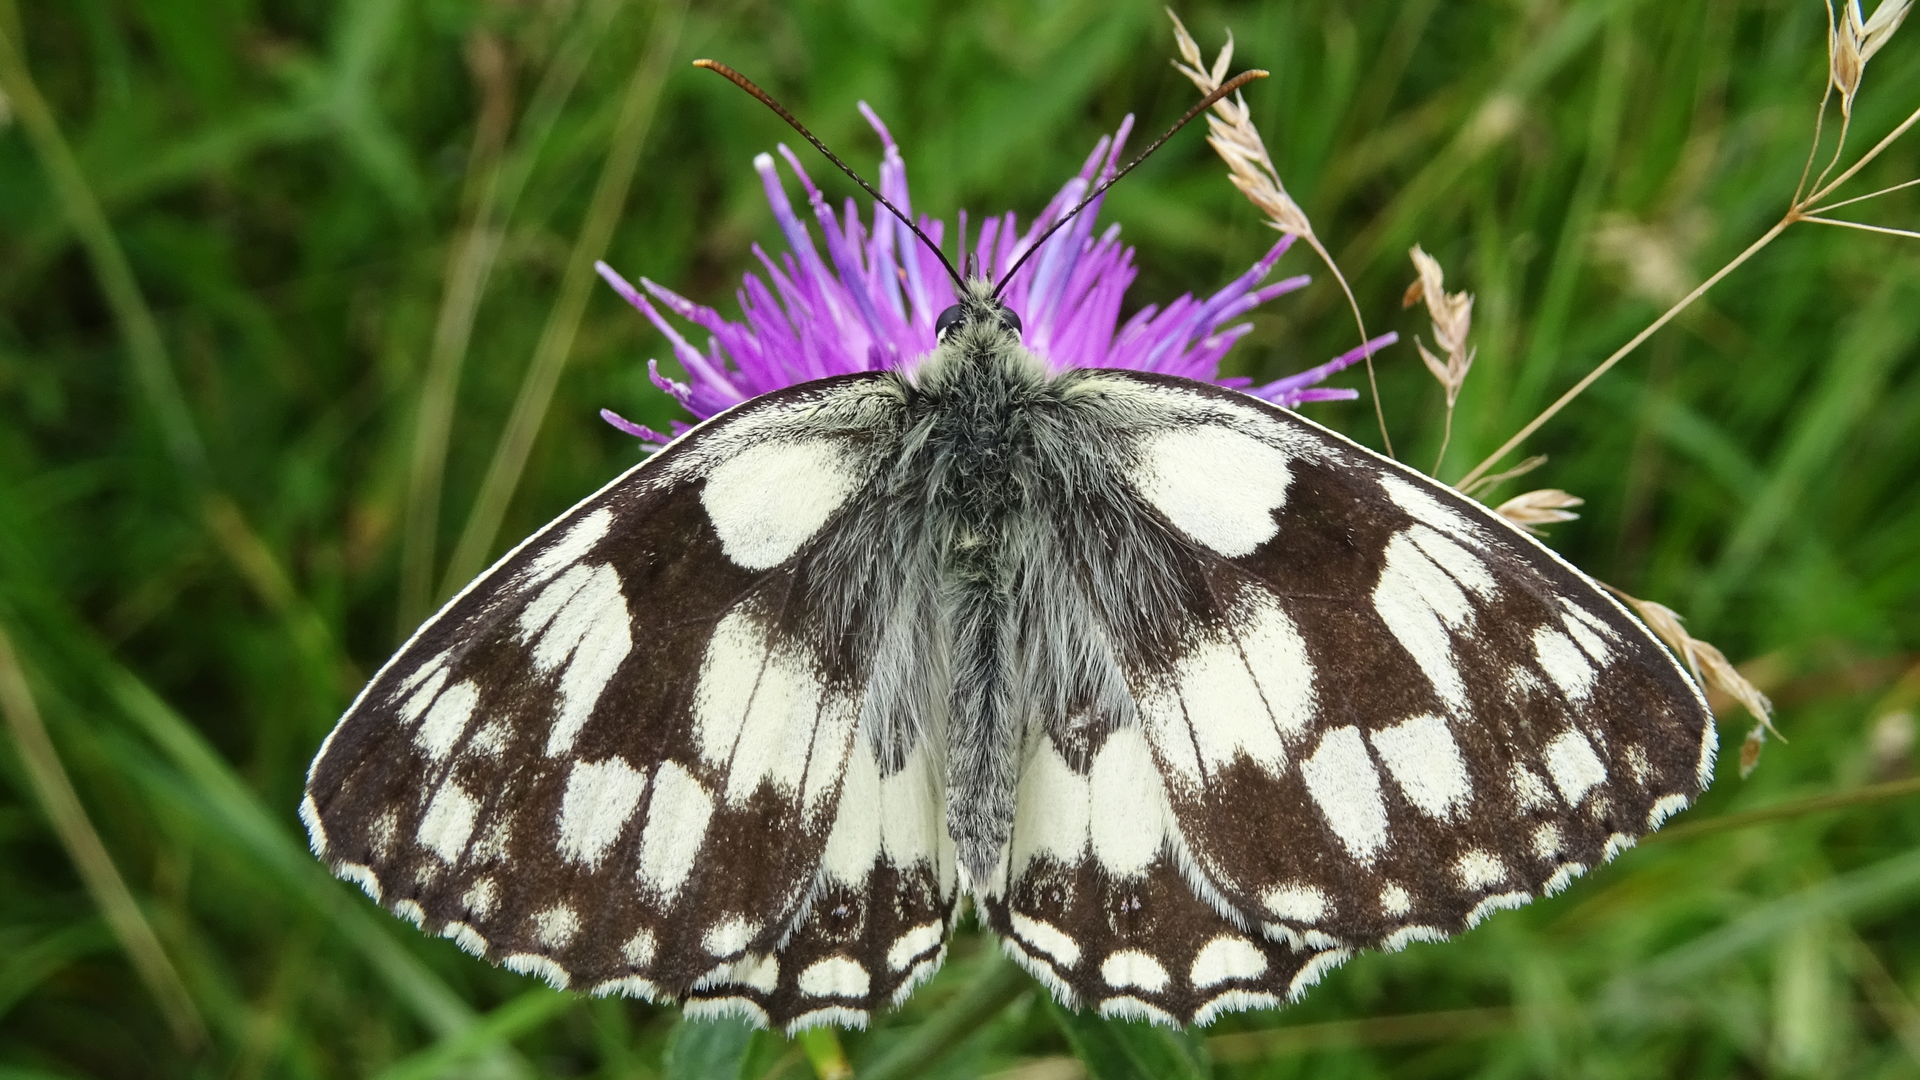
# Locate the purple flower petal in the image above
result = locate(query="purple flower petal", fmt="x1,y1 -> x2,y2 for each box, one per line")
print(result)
601,111 -> 1389,443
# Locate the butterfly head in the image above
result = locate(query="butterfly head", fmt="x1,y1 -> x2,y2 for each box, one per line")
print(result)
934,280 -> 1023,347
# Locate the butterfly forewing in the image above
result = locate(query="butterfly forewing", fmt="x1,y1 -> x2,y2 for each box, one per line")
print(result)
1114,375 -> 1711,946
303,373 -> 959,1024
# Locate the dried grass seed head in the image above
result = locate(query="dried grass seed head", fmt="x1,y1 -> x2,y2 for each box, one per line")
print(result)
1407,245 -> 1476,405
1617,594 -> 1781,747
1832,0 -> 1914,116
1167,8 -> 1314,238
1494,489 -> 1584,535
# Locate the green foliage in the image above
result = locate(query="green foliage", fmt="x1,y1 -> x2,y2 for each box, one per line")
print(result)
1,0 -> 1918,1077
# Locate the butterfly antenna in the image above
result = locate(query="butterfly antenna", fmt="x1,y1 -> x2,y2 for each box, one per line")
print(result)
990,69 -> 1267,301
694,59 -> 967,293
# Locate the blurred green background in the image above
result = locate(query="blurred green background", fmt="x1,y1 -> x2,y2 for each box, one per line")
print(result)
3,0 -> 1918,1076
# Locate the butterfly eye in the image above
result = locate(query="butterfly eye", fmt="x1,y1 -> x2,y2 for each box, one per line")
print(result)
997,307 -> 1022,337
934,304 -> 964,342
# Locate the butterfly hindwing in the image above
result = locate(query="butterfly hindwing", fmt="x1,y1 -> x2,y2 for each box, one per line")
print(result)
1090,372 -> 1713,956
302,373 -> 957,1025
986,724 -> 1343,1025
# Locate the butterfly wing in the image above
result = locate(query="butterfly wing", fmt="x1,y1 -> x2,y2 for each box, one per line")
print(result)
987,370 -> 1712,1023
303,372 -> 955,1028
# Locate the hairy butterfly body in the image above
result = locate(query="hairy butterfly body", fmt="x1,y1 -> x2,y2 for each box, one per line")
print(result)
303,280 -> 1714,1029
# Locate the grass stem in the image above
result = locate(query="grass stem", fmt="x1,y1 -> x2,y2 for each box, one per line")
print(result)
444,0 -> 685,592
1458,213 -> 1793,490
0,623 -> 208,1050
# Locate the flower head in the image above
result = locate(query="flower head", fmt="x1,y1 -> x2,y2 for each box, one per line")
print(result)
597,107 -> 1392,445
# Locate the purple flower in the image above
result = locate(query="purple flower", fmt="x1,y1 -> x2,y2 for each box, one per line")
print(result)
596,107 -> 1394,446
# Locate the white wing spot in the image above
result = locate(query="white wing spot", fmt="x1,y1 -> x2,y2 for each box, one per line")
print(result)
1238,592 -> 1318,736
465,720 -> 509,759
1534,627 -> 1596,701
522,508 -> 613,588
398,666 -> 451,726
1531,823 -> 1563,860
1010,913 -> 1081,968
1191,936 -> 1268,988
1626,744 -> 1652,785
1455,850 -> 1508,890
887,923 -> 945,972
1368,713 -> 1473,819
558,757 -> 649,868
1174,593 -> 1317,781
1380,883 -> 1412,917
822,741 -> 884,887
1545,730 -> 1608,805
413,679 -> 479,762
1510,763 -> 1555,811
462,877 -> 498,920
1010,740 -> 1089,875
623,929 -> 656,967
1602,833 -> 1636,862
418,780 -> 479,863
1301,726 -> 1389,860
1089,726 -> 1172,879
1101,951 -> 1172,993
1133,426 -> 1294,556
396,651 -> 452,699
1262,884 -> 1327,923
714,954 -> 780,994
1409,525 -> 1497,597
517,564 -> 633,756
1380,474 -> 1478,539
392,899 -> 425,928
637,762 -> 714,903
701,438 -> 863,570
702,914 -> 760,958
1561,609 -> 1614,664
693,607 -> 856,812
798,956 -> 871,999
370,809 -> 399,860
535,904 -> 580,950
1373,531 -> 1475,713
1177,636 -> 1287,776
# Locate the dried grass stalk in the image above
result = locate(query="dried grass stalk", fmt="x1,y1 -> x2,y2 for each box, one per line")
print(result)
1167,8 -> 1395,457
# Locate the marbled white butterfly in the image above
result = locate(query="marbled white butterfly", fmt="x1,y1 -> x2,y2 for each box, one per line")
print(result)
302,62 -> 1715,1032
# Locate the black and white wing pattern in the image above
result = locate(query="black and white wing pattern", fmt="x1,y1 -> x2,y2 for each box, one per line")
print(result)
984,371 -> 1713,1025
302,373 -> 956,1031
